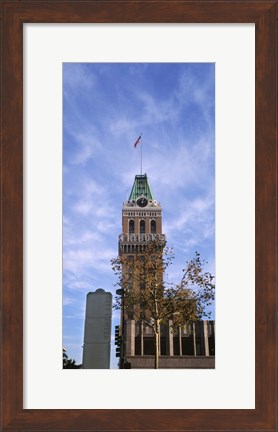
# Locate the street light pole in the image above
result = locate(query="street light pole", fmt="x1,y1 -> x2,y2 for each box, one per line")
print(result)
116,288 -> 125,368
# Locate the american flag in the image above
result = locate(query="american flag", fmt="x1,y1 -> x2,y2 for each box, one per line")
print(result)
133,133 -> 142,148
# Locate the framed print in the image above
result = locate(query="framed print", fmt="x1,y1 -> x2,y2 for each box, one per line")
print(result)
1,1 -> 276,431
24,25 -> 253,410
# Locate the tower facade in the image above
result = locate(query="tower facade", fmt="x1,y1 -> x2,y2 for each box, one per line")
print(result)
82,289 -> 112,369
117,174 -> 215,369
118,174 -> 165,366
120,173 -> 163,246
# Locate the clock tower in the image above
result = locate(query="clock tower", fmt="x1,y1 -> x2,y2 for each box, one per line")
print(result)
119,174 -> 163,246
118,174 -> 165,367
116,173 -> 215,368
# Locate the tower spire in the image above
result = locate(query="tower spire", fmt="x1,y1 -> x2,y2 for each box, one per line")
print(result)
128,174 -> 154,202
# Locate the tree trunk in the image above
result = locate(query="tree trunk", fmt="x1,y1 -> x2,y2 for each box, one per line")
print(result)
155,331 -> 159,369
154,320 -> 160,369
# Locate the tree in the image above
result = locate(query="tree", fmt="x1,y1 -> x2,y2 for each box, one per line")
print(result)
111,240 -> 215,369
63,348 -> 82,369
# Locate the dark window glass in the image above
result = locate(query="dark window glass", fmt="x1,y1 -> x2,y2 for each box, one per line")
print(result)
196,337 -> 202,355
182,336 -> 194,355
209,337 -> 215,356
135,337 -> 141,355
144,337 -> 155,355
160,337 -> 166,356
129,220 -> 135,234
140,220 -> 145,234
151,220 -> 156,234
173,337 -> 180,355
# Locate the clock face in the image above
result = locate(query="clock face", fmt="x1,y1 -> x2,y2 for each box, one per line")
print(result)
137,196 -> 148,207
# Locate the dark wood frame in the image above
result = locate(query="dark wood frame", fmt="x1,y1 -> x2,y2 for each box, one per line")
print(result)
1,1 -> 276,431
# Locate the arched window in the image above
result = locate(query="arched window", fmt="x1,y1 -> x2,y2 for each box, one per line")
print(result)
151,219 -> 156,234
129,219 -> 135,234
140,219 -> 145,234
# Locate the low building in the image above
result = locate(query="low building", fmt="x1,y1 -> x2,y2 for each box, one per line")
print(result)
124,319 -> 215,368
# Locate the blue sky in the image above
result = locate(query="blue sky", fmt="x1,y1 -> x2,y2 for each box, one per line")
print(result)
63,63 -> 215,368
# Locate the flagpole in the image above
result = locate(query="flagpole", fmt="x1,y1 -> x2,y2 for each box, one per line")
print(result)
140,137 -> 142,175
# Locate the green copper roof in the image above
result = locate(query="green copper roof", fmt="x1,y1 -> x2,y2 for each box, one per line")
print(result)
128,174 -> 154,201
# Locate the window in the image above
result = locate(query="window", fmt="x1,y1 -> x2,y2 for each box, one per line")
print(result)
140,219 -> 145,234
144,338 -> 155,355
151,219 -> 156,234
135,337 -> 141,355
129,219 -> 134,234
182,336 -> 194,355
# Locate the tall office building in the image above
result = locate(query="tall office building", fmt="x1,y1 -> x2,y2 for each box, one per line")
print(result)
82,289 -> 112,369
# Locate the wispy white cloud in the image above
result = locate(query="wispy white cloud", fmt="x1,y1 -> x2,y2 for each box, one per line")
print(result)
64,247 -> 115,274
63,229 -> 101,246
63,297 -> 75,306
138,91 -> 179,125
63,63 -> 97,92
63,63 -> 215,364
64,129 -> 102,167
110,117 -> 138,135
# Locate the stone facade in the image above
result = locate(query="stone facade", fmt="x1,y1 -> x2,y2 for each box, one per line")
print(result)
124,318 -> 215,369
126,355 -> 215,369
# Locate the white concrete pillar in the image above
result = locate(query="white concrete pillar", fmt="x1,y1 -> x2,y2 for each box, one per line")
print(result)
203,320 -> 210,356
192,322 -> 197,356
140,320 -> 144,355
178,326 -> 182,356
166,320 -> 174,356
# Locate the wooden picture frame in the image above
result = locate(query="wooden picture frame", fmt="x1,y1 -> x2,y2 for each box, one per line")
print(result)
1,1 -> 276,430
